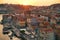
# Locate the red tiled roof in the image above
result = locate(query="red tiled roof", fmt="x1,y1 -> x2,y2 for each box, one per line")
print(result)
44,21 -> 49,26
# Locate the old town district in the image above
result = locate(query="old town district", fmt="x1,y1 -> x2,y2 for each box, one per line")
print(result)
1,11 -> 60,40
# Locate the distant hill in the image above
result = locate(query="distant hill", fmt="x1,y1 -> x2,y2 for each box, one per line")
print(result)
0,3 -> 60,14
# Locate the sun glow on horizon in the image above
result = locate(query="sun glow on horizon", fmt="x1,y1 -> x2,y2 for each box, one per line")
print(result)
20,0 -> 31,5
17,0 -> 34,5
0,0 -> 60,6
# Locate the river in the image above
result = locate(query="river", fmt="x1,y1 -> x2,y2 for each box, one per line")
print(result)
0,14 -> 20,40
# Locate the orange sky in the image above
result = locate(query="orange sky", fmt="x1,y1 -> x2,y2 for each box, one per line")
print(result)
0,0 -> 60,6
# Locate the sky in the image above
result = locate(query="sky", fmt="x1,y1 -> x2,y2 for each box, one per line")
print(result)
0,0 -> 60,6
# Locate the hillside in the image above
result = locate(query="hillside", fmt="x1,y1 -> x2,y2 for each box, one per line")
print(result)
0,4 -> 60,14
